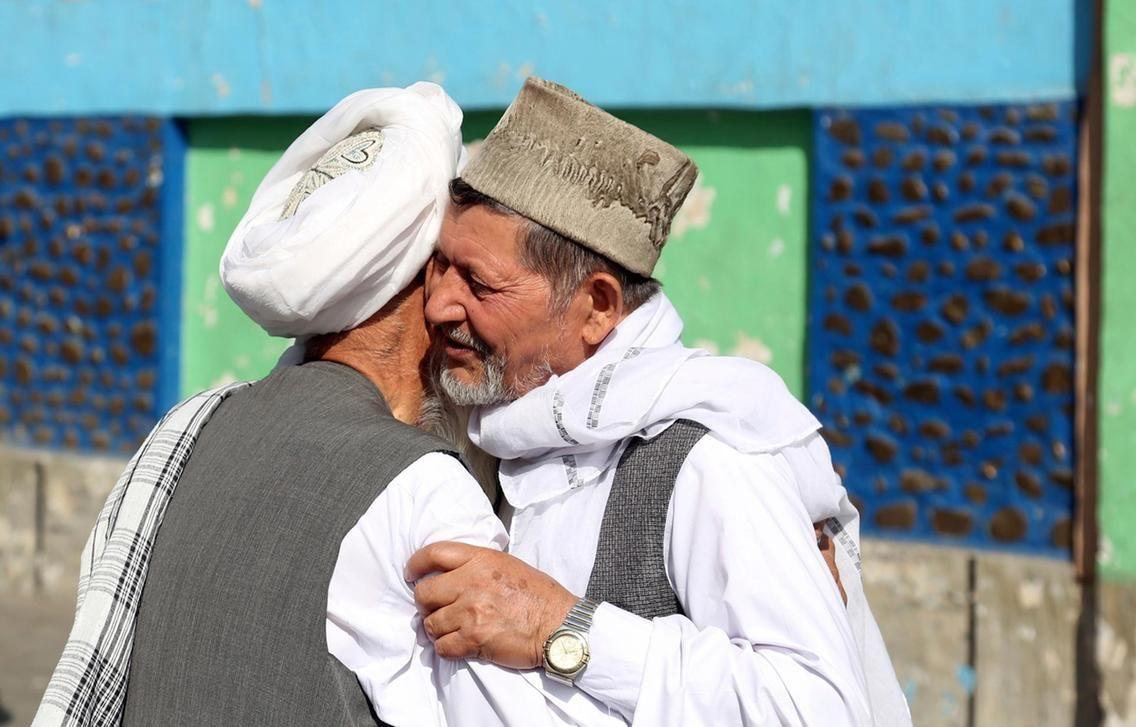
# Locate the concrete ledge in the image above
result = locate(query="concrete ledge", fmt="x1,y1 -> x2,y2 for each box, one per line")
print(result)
0,446 -> 126,596
861,539 -> 971,725
860,540 -> 1082,726
1100,579 -> 1136,725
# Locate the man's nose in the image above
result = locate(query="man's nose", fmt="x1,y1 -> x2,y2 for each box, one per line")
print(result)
424,265 -> 466,327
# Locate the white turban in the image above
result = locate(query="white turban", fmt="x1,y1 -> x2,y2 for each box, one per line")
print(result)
220,82 -> 464,337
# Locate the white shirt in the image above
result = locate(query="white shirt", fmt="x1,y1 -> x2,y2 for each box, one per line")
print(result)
326,452 -> 626,727
507,432 -> 875,726
468,293 -> 908,726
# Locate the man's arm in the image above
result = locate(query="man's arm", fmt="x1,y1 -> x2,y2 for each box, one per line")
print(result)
409,437 -> 873,725
573,435 -> 872,725
327,452 -> 508,726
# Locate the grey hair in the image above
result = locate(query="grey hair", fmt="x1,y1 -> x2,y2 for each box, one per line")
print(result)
448,178 -> 661,313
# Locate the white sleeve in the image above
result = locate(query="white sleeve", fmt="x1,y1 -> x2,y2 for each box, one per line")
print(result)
576,437 -> 874,726
326,452 -> 508,726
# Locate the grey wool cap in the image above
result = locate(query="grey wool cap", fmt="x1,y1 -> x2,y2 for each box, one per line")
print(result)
461,77 -> 698,277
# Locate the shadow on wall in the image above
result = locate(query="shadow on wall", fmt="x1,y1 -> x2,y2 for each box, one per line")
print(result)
186,108 -> 811,152
465,107 -> 810,151
183,116 -> 315,152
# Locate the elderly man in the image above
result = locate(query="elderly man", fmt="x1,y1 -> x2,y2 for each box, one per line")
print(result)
35,84 -> 624,727
408,78 -> 911,726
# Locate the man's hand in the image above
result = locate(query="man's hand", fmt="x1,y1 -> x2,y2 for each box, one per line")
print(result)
405,542 -> 577,669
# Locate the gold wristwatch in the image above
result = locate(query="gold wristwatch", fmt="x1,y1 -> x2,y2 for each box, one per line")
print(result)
542,597 -> 600,686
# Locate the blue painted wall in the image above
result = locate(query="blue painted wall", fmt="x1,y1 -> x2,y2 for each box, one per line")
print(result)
807,103 -> 1078,556
0,0 -> 1087,116
0,117 -> 179,454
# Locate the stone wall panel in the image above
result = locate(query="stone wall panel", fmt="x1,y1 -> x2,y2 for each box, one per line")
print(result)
810,103 -> 1079,555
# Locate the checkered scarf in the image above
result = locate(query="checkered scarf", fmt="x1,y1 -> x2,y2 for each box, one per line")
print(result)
33,382 -> 250,727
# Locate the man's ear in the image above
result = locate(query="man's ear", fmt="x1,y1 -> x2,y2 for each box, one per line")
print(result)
579,272 -> 624,347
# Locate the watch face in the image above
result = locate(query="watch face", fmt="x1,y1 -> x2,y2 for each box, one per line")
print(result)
547,632 -> 587,672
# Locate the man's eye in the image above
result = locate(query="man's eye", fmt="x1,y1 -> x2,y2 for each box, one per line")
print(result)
469,279 -> 493,297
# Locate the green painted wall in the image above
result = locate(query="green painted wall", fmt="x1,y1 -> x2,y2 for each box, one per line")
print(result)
1100,4 -> 1136,580
181,119 -> 308,396
181,111 -> 811,398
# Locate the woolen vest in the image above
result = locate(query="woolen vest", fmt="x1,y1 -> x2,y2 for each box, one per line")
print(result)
585,420 -> 709,619
122,361 -> 455,727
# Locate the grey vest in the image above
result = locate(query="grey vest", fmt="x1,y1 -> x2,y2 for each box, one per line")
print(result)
585,420 -> 709,620
122,361 -> 455,727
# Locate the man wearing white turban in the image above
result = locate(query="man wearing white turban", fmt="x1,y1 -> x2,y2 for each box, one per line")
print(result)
36,83 -> 623,727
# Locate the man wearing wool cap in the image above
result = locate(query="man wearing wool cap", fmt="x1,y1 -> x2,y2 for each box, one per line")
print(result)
410,77 -> 912,725
36,83 -> 627,727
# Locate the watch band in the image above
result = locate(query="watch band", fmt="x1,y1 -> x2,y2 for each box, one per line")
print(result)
562,597 -> 600,632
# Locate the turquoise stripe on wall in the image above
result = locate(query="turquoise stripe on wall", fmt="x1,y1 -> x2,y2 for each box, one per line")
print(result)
0,0 -> 1088,116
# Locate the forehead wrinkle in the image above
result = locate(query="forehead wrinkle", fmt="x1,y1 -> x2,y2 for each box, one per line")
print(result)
445,231 -> 550,295
440,220 -> 517,282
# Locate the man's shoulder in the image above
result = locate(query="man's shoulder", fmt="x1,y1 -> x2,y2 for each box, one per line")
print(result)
195,370 -> 457,476
671,428 -> 794,492
676,430 -> 754,470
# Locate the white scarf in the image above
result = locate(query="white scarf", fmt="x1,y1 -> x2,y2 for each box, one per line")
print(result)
469,293 -> 834,515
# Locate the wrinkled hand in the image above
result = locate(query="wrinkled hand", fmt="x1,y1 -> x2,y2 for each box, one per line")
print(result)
405,542 -> 577,669
814,522 -> 847,605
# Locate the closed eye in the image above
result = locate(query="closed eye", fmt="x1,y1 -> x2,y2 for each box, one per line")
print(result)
468,276 -> 495,297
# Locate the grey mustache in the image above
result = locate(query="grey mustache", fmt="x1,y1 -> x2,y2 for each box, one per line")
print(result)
440,325 -> 490,356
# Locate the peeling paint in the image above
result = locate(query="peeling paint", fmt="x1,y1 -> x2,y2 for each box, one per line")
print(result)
211,72 -> 231,100
692,338 -> 720,355
1111,53 -> 1136,108
670,174 -> 717,239
1101,535 -> 1115,567
1098,618 -> 1130,674
1042,648 -> 1062,677
955,664 -> 977,695
1015,623 -> 1037,642
731,332 -> 773,364
210,370 -> 239,388
195,203 -> 215,233
776,183 -> 792,215
1018,579 -> 1045,609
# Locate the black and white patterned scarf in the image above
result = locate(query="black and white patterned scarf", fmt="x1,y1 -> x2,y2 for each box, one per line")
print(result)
34,382 -> 249,727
